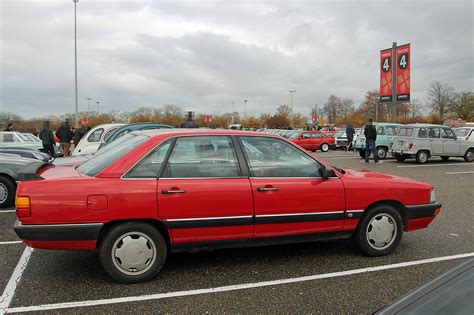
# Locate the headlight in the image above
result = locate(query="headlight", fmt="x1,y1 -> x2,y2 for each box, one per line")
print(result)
430,189 -> 436,203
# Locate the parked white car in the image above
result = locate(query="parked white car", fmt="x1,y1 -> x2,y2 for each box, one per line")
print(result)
391,124 -> 473,163
0,131 -> 43,150
71,123 -> 124,156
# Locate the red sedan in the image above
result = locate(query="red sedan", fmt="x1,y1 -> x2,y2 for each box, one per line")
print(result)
289,130 -> 335,152
14,130 -> 441,283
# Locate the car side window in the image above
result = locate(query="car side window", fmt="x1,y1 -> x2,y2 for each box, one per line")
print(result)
104,128 -> 119,142
163,136 -> 241,178
2,133 -> 15,142
124,139 -> 172,179
302,133 -> 310,139
312,133 -> 322,139
428,128 -> 440,138
385,126 -> 398,136
87,128 -> 104,142
377,126 -> 385,135
240,136 -> 323,177
442,129 -> 456,139
418,128 -> 428,138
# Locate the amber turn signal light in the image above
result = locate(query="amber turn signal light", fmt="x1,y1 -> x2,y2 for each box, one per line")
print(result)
434,207 -> 441,216
15,196 -> 31,218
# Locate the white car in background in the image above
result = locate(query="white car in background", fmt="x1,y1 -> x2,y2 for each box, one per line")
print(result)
454,127 -> 474,141
71,123 -> 125,156
0,131 -> 43,150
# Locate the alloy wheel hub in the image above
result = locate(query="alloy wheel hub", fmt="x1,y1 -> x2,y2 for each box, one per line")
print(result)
0,183 -> 7,203
112,232 -> 156,275
366,214 -> 397,250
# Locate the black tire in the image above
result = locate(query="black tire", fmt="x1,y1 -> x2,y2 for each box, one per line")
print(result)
99,222 -> 167,284
0,176 -> 16,209
359,150 -> 366,158
354,205 -> 403,256
376,147 -> 388,160
441,156 -> 450,161
416,150 -> 429,164
464,149 -> 473,162
320,143 -> 329,152
394,154 -> 406,162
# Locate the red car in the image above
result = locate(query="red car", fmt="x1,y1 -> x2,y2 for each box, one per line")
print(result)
14,130 -> 441,283
289,130 -> 335,152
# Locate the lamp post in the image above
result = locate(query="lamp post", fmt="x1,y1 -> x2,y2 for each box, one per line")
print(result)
289,90 -> 296,113
85,97 -> 91,111
244,100 -> 248,119
231,101 -> 235,125
96,101 -> 100,114
73,0 -> 79,127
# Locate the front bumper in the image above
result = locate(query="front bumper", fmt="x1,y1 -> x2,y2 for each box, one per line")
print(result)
14,220 -> 103,241
406,202 -> 442,219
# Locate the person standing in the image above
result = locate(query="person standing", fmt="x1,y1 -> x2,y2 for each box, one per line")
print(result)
346,124 -> 355,152
56,119 -> 73,156
73,124 -> 87,147
4,123 -> 14,131
364,119 -> 380,163
39,121 -> 56,158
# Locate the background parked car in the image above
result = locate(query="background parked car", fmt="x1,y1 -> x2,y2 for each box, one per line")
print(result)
72,123 -> 125,156
100,122 -> 173,149
391,124 -> 473,163
0,155 -> 38,208
454,127 -> 474,141
289,130 -> 335,152
354,123 -> 401,159
0,131 -> 62,157
0,148 -> 52,162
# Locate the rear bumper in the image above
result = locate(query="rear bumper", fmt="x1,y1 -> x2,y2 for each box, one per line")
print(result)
14,220 -> 103,241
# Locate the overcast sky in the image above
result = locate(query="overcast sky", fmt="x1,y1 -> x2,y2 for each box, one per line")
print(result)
0,0 -> 472,119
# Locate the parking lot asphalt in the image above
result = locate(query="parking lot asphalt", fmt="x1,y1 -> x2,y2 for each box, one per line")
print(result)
1,150 -> 473,313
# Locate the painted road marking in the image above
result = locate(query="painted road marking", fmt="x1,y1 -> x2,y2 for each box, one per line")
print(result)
0,210 -> 16,214
398,163 -> 473,168
0,248 -> 33,313
445,171 -> 474,175
0,241 -> 22,245
6,252 -> 474,313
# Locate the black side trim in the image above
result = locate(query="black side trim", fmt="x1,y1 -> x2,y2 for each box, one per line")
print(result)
17,161 -> 49,181
165,217 -> 253,229
171,231 -> 353,253
406,202 -> 441,219
14,220 -> 103,241
255,213 -> 344,224
346,211 -> 364,219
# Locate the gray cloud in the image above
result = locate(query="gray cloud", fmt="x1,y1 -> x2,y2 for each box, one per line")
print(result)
1,0 -> 472,118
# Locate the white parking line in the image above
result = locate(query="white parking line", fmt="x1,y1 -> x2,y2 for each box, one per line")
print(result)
5,252 -> 474,313
445,171 -> 474,175
0,241 -> 22,245
0,210 -> 16,214
0,247 -> 33,313
397,163 -> 472,168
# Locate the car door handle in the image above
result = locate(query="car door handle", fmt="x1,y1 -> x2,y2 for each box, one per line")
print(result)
257,187 -> 279,192
161,190 -> 185,194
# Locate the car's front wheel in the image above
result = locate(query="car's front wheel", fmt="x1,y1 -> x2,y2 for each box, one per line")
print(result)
359,150 -> 365,158
377,147 -> 388,160
0,176 -> 15,209
416,150 -> 429,164
321,143 -> 329,152
99,222 -> 167,284
464,149 -> 473,162
354,205 -> 403,256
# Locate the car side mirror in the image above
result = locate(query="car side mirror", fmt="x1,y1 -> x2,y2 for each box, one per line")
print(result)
322,167 -> 335,179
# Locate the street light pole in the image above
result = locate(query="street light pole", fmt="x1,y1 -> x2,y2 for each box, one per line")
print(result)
73,0 -> 79,127
289,90 -> 296,113
231,102 -> 235,125
96,101 -> 100,114
244,100 -> 248,119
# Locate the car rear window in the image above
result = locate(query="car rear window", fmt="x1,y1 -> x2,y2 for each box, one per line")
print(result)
398,127 -> 413,136
77,134 -> 149,176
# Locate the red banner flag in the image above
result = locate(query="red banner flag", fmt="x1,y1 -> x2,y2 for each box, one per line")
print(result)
396,44 -> 410,102
380,48 -> 393,103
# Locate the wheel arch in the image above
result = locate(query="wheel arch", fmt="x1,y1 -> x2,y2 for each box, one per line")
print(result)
0,173 -> 17,187
361,200 -> 408,231
96,219 -> 172,249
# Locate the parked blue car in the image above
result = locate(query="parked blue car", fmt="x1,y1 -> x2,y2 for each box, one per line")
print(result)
353,122 -> 402,159
100,123 -> 173,148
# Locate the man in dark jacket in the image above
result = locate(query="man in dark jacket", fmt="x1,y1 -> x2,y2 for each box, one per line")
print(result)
364,119 -> 379,163
39,121 -> 56,158
346,124 -> 355,152
55,120 -> 73,156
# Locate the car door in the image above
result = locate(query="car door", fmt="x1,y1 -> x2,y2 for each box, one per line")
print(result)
299,132 -> 312,150
311,132 -> 323,149
157,135 -> 254,244
441,128 -> 461,156
239,136 -> 345,238
428,127 -> 443,155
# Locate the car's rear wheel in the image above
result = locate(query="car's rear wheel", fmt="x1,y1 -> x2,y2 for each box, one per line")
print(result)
394,154 -> 406,162
359,150 -> 365,158
441,156 -> 450,161
321,143 -> 329,152
464,149 -> 473,162
99,222 -> 167,284
377,147 -> 388,160
0,176 -> 15,209
354,205 -> 403,256
416,150 -> 429,164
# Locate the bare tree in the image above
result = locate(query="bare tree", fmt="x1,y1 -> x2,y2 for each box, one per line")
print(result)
276,104 -> 292,118
427,81 -> 454,118
340,98 -> 355,119
450,91 -> 474,120
409,98 -> 425,118
323,95 -> 342,125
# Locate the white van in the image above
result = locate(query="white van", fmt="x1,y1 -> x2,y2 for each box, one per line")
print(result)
72,123 -> 124,156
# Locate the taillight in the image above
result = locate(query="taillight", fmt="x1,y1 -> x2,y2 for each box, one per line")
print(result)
16,196 -> 31,218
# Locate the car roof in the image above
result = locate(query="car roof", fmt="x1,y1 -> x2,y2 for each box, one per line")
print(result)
140,129 -> 277,138
402,123 -> 451,128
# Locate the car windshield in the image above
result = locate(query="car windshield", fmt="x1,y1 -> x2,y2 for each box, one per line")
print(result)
95,132 -> 138,156
455,128 -> 470,137
399,127 -> 414,136
16,133 -> 32,142
77,134 -> 149,176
